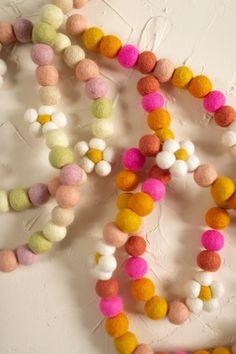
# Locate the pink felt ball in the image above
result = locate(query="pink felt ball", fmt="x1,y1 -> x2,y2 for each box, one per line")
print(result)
167,300 -> 190,325
99,296 -> 123,317
201,229 -> 224,251
75,58 -> 99,81
117,44 -> 139,68
59,164 -> 83,186
55,185 -> 80,208
85,77 -> 108,100
141,178 -> 166,201
16,244 -> 38,266
103,222 -> 128,247
133,344 -> 154,354
36,65 -> 59,86
141,92 -> 165,112
66,14 -> 87,37
203,90 -> 226,113
125,256 -> 148,279
13,19 -> 33,44
154,58 -> 175,83
122,148 -> 145,171
48,176 -> 61,196
31,44 -> 54,66
28,183 -> 50,206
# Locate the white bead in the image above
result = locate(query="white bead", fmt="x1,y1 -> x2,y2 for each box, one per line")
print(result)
75,141 -> 89,157
54,33 -> 71,54
42,122 -> 58,135
24,109 -> 38,123
184,280 -> 201,298
180,140 -> 195,155
89,137 -> 106,151
40,4 -> 64,30
0,190 -> 10,213
95,160 -> 112,176
51,112 -> 67,127
92,118 -> 114,138
186,297 -> 203,314
96,240 -> 115,256
80,157 -> 95,173
45,129 -> 69,148
186,155 -> 200,172
29,122 -> 42,136
43,221 -> 67,242
103,147 -> 116,163
210,281 -> 224,299
169,160 -> 188,177
194,271 -> 212,286
38,105 -> 55,116
228,121 -> 236,132
98,255 -> 117,273
203,298 -> 219,312
222,131 -> 236,147
0,59 -> 7,76
163,139 -> 180,153
156,151 -> 175,169
91,267 -> 112,281
0,76 -> 3,88
51,207 -> 75,227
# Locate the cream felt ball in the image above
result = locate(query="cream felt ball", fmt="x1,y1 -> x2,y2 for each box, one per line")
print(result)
43,221 -> 67,242
55,185 -> 80,208
0,250 -> 18,272
51,206 -> 75,227
66,14 -> 87,36
76,58 -> 99,81
54,33 -> 71,54
51,0 -> 73,13
28,231 -> 53,254
167,301 -> 190,325
13,19 -> 33,44
63,44 -> 85,68
31,44 -> 54,66
46,129 -> 69,148
60,163 -> 83,185
40,4 -> 64,30
0,190 -> 10,213
9,188 -> 31,211
91,97 -> 113,118
32,22 -> 57,46
39,86 -> 61,106
103,222 -> 128,247
92,118 -> 114,138
49,146 -> 74,169
36,65 -> 59,86
170,160 -> 188,177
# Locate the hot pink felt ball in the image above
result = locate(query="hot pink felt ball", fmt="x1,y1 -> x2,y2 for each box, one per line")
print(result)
141,178 -> 166,201
125,256 -> 148,279
75,58 -> 99,81
59,164 -> 83,186
55,185 -> 80,208
16,244 -> 38,266
48,176 -> 61,196
201,229 -> 224,251
103,222 -> 128,247
28,183 -> 50,206
117,44 -> 139,68
99,296 -> 123,317
85,77 -> 108,100
203,90 -> 226,113
31,44 -> 54,66
141,92 -> 165,112
36,65 -> 59,86
13,19 -> 33,43
122,148 -> 145,171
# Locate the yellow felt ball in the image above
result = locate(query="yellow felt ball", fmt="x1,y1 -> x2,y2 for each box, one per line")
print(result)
116,208 -> 141,233
100,35 -> 122,58
174,148 -> 189,161
131,277 -> 155,301
211,176 -> 235,203
144,295 -> 168,320
193,351 -> 210,354
212,348 -> 231,354
205,207 -> 230,230
116,193 -> 133,209
171,66 -> 193,88
105,313 -> 129,338
87,148 -> 102,163
199,286 -> 212,301
155,128 -> 174,142
114,332 -> 137,354
188,75 -> 212,98
127,192 -> 154,216
82,27 -> 104,52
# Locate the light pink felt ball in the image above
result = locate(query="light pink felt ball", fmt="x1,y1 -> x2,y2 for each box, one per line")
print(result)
75,58 -> 99,81
0,249 -> 18,272
125,256 -> 148,279
16,244 -> 38,266
99,296 -> 123,317
73,0 -> 88,8
154,58 -> 175,83
141,92 -> 165,112
66,14 -> 87,36
167,301 -> 190,325
201,230 -> 224,251
203,90 -> 226,113
122,148 -> 145,171
59,163 -> 83,186
133,344 -> 154,354
117,44 -> 139,68
103,222 -> 128,247
48,176 -> 61,196
36,65 -> 59,86
31,44 -> 54,66
13,19 -> 33,44
28,183 -> 50,206
141,178 -> 166,201
193,164 -> 218,187
85,77 -> 108,100
55,185 -> 80,208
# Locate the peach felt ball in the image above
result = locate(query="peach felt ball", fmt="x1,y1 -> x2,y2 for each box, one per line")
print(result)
31,44 -> 54,66
85,77 -> 108,100
0,21 -> 16,45
167,300 -> 190,325
149,165 -> 171,185
125,236 -> 146,257
59,163 -> 83,185
137,76 -> 160,96
13,19 -> 33,43
48,176 -> 61,196
122,148 -> 145,171
36,65 -> 59,86
139,134 -> 161,157
66,14 -> 87,37
142,92 -> 165,112
96,278 -> 119,298
0,249 -> 18,272
137,51 -> 157,74
103,222 -> 128,247
117,44 -> 139,68
193,164 -> 218,187
75,58 -> 99,81
201,230 -> 224,251
203,90 -> 226,113
154,58 -> 175,83
99,296 -> 123,317
55,185 -> 80,208
141,178 -> 166,201
100,35 -> 122,59
73,0 -> 88,8
125,257 -> 148,279
16,244 -> 38,266
28,183 -> 50,206
214,105 -> 236,127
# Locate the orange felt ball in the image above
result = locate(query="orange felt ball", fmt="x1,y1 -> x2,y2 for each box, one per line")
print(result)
96,278 -> 119,298
117,193 -> 133,209
131,277 -> 155,301
66,14 -> 87,37
149,165 -> 171,185
100,35 -> 122,58
139,134 -> 161,157
105,312 -> 129,338
0,249 -> 18,272
188,75 -> 212,98
137,76 -> 160,96
115,170 -> 139,191
197,250 -> 221,272
128,192 -> 154,216
0,21 -> 16,45
55,185 -> 80,208
205,207 -> 230,229
137,51 -> 157,74
214,105 -> 236,127
36,65 -> 59,86
48,176 -> 61,196
228,191 -> 236,210
73,0 -> 88,8
147,109 -> 171,131
125,236 -> 146,257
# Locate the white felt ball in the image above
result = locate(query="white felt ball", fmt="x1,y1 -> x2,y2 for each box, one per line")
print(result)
43,221 -> 67,242
51,0 -> 73,13
0,59 -> 7,76
203,298 -> 219,312
0,190 -> 10,213
92,118 -> 114,138
39,86 -> 61,106
45,129 -> 69,148
156,151 -> 176,169
95,160 -> 111,176
80,157 -> 95,173
92,268 -> 112,281
99,255 -> 117,273
63,45 -> 85,68
54,33 -> 71,54
184,280 -> 201,298
186,155 -> 200,172
163,139 -> 179,153
210,281 -> 224,299
51,206 -> 75,227
40,4 -> 64,29
89,137 -> 106,151
194,271 -> 212,286
42,122 -> 58,135
75,141 -> 89,157
221,131 -> 236,147
29,122 -> 42,136
0,76 -> 3,88
52,112 -> 67,127
103,147 -> 116,163
96,240 -> 115,256
170,160 -> 188,177
180,140 -> 195,155
39,105 -> 55,116
24,108 -> 38,123
186,297 -> 203,314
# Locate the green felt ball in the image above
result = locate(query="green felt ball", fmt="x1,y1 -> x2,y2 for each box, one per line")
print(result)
49,145 -> 74,169
9,188 -> 31,211
28,231 -> 53,254
91,97 -> 113,119
32,22 -> 57,46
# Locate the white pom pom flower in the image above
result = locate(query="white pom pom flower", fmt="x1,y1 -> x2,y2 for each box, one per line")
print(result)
24,106 -> 67,137
156,139 -> 200,177
185,271 -> 224,314
75,137 -> 115,177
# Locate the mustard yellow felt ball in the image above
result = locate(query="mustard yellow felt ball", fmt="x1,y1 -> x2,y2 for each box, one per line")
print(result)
171,66 -> 193,88
117,193 -> 133,209
144,295 -> 168,320
128,192 -> 154,217
105,312 -> 129,338
155,128 -> 174,142
188,75 -> 212,98
212,348 -> 231,354
116,208 -> 141,233
131,277 -> 155,301
211,176 -> 235,203
100,35 -> 122,58
114,332 -> 137,354
82,27 -> 104,52
193,351 -> 210,354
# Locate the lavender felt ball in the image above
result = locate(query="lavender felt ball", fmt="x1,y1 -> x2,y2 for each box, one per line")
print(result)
16,244 -> 38,265
14,19 -> 33,43
28,183 -> 50,206
59,164 -> 83,185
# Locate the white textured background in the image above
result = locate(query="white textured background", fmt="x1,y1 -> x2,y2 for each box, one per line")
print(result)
0,0 -> 236,353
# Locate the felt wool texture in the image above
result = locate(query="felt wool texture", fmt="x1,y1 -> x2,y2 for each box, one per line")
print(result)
137,51 -> 157,74
203,90 -> 226,113
9,188 -> 31,211
148,165 -> 171,185
31,44 -> 54,66
36,65 -> 59,86
141,92 -> 164,112
0,190 -> 10,212
96,278 -> 119,298
201,230 -> 224,251
59,164 -> 83,185
51,206 -> 75,227
0,22 -> 16,45
46,129 -> 69,149
16,245 -> 38,266
114,332 -> 137,354
103,222 -> 128,248
0,249 -> 18,272
99,296 -> 123,317
125,257 -> 148,279
13,19 -> 33,43
85,77 -> 108,100
139,134 -> 161,157
116,193 -> 132,209
197,250 -> 221,272
32,22 -> 57,46
115,170 -> 139,191
76,58 -> 99,81
205,207 -> 230,229
137,76 -> 160,96
83,27 -> 104,52
66,14 -> 87,37
141,178 -> 165,202
116,208 -> 141,233
211,176 -> 235,203
213,348 -> 231,354
55,185 -> 80,208
133,344 -> 154,354
91,97 -> 113,118
105,312 -> 129,338
147,108 -> 171,130
117,44 -> 139,68
51,0 -> 73,13
49,146 -> 74,169
39,4 -> 64,30
92,118 -> 114,138
73,0 -> 88,8
53,33 -> 71,54
167,301 -> 189,325
131,278 -> 155,301
28,232 -> 53,254
43,221 -> 67,242
100,35 -> 122,58
214,105 -> 236,127
63,45 -> 85,68
39,85 -> 61,105
188,75 -> 212,98
128,192 -> 154,217
48,176 -> 61,196
193,164 -> 218,187
122,148 -> 145,171
154,58 -> 175,83
144,296 -> 168,320
28,183 -> 50,206
125,236 -> 146,257
171,66 -> 193,88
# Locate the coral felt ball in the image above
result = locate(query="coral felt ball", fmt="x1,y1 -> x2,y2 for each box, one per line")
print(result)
66,14 -> 87,37
32,22 -> 57,46
96,278 -> 119,298
125,236 -> 146,257
0,250 -> 18,272
203,90 -> 226,113
48,176 -> 61,196
28,183 -> 50,206
9,188 -> 31,211
211,176 -> 235,203
147,108 -> 171,130
141,178 -> 166,201
167,300 -> 190,325
154,58 -> 175,83
116,208 -> 141,233
99,296 -> 123,317
193,164 -> 218,187
36,65 -> 59,86
128,192 -> 154,216
131,278 -> 155,301
137,76 -> 160,96
16,244 -> 38,266
91,97 -> 113,118
83,27 -> 104,52
105,312 -> 129,338
100,35 -> 122,58
137,51 -> 157,74
49,146 -> 74,169
214,105 -> 236,127
85,78 -> 108,100
197,250 -> 221,272
144,296 -> 168,320
201,230 -> 224,251
76,58 -> 99,81
0,22 -> 16,45
149,165 -> 171,185
171,66 -> 193,88
59,163 -> 83,185
142,93 -> 165,112
28,232 -> 53,254
188,75 -> 212,98
133,344 -> 154,354
205,207 -> 230,229
55,185 -> 80,208
117,44 -> 139,68
115,170 -> 139,191
122,148 -> 145,171
117,193 -> 132,209
114,332 -> 138,354
103,222 -> 128,248
125,256 -> 148,279
73,0 -> 88,8
13,19 -> 33,44
139,134 -> 161,157
31,44 -> 54,66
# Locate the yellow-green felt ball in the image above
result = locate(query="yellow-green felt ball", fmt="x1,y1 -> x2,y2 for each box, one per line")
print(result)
32,22 -> 57,46
144,295 -> 168,320
28,231 -> 53,254
171,66 -> 193,89
39,4 -> 64,30
83,27 -> 104,52
49,146 -> 74,169
9,188 -> 31,211
114,331 -> 137,354
91,97 -> 113,119
211,176 -> 235,203
116,208 -> 141,234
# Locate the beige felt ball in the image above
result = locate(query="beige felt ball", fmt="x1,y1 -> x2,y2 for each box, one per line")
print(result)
51,0 -> 73,13
66,14 -> 87,36
63,45 -> 85,68
43,221 -> 67,242
36,65 -> 59,86
39,4 -> 64,30
73,0 -> 88,8
46,129 -> 69,148
0,190 -> 10,213
39,86 -> 61,106
92,118 -> 114,138
75,58 -> 99,81
167,300 -> 190,325
51,206 -> 75,226
54,33 -> 71,54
